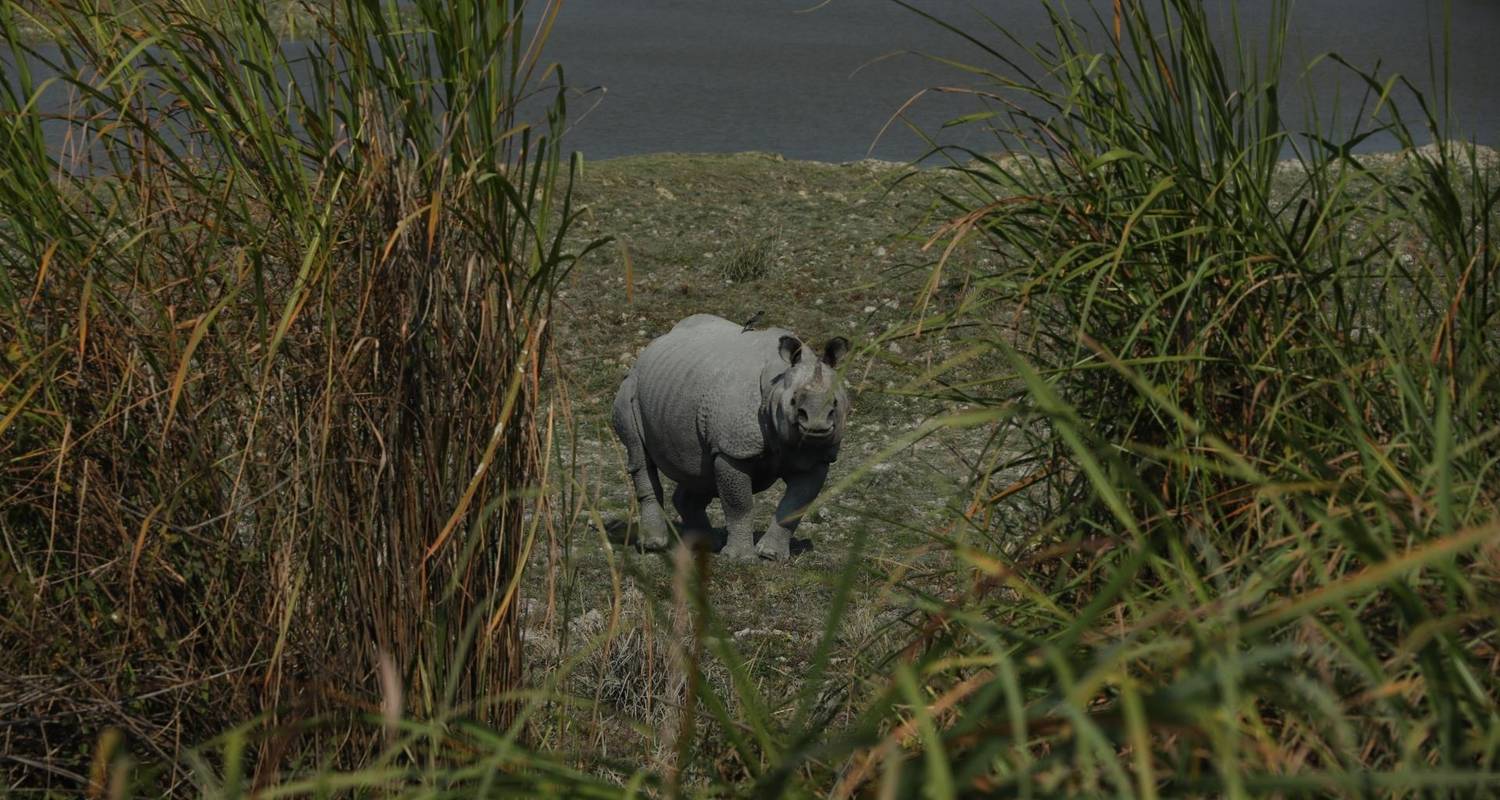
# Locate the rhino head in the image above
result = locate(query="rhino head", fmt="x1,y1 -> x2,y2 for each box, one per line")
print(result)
769,334 -> 851,448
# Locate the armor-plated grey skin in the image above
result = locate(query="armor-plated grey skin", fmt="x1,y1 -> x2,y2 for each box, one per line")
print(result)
612,314 -> 851,561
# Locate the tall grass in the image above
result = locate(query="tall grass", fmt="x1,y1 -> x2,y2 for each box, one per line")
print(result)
809,0 -> 1500,794
1,0 -> 603,791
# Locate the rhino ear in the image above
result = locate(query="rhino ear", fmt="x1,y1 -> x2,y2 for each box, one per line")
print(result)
778,335 -> 804,365
821,337 -> 850,368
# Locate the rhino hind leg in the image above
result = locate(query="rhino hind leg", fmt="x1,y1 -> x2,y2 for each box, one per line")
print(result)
672,485 -> 712,533
630,464 -> 671,550
612,376 -> 670,550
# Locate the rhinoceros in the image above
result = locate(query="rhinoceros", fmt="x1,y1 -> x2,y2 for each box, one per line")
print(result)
611,314 -> 850,561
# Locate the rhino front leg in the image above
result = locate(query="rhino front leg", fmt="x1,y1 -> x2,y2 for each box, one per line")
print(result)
758,464 -> 828,561
714,454 -> 758,562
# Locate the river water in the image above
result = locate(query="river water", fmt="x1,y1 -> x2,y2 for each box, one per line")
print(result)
545,0 -> 1499,161
4,1 -> 1496,163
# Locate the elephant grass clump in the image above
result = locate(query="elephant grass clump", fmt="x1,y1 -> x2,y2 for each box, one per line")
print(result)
822,0 -> 1500,795
0,0 -> 609,794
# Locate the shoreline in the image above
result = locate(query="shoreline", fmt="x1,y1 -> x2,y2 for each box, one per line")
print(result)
580,141 -> 1500,172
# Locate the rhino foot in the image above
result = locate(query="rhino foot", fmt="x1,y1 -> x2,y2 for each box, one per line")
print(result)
721,542 -> 759,562
638,532 -> 671,552
755,527 -> 791,561
634,505 -> 671,551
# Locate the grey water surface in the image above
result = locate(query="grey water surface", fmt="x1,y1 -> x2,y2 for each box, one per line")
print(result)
546,0 -> 1499,161
4,1 -> 1496,163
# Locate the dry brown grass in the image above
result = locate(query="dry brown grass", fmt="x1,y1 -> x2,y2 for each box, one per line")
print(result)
1,0 -> 595,791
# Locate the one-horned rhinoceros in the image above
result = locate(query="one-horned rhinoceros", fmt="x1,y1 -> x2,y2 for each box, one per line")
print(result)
611,314 -> 850,561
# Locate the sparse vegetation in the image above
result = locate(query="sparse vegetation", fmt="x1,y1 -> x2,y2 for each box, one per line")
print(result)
719,230 -> 780,284
3,0 -> 1497,796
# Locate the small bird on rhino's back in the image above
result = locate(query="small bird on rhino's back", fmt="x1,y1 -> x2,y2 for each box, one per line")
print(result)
611,314 -> 850,561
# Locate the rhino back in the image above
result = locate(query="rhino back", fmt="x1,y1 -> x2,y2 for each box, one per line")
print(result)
632,315 -> 786,482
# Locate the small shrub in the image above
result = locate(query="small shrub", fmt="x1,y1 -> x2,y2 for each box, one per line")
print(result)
719,231 -> 779,283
